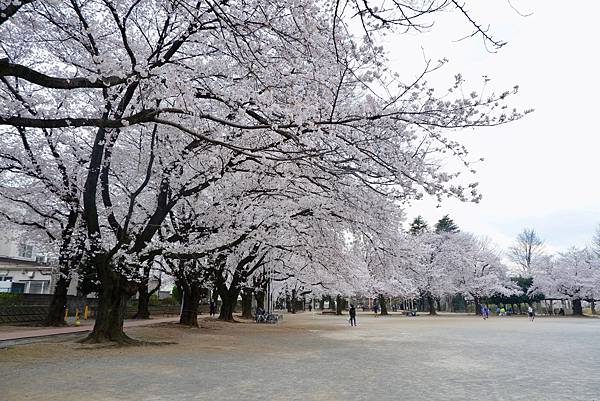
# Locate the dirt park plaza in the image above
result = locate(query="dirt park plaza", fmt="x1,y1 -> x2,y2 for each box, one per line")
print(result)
1,312 -> 599,400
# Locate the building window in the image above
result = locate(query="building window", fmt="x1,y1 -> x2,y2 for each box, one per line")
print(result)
0,277 -> 12,293
18,243 -> 33,258
27,281 -> 49,294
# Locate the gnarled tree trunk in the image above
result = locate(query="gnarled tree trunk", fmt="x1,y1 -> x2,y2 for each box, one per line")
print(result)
241,288 -> 253,319
474,297 -> 481,316
180,284 -> 201,327
82,264 -> 137,343
286,293 -> 292,313
336,295 -> 343,315
378,294 -> 388,316
45,209 -> 80,326
572,299 -> 583,316
135,281 -> 151,319
135,263 -> 160,319
45,274 -> 69,326
255,289 -> 265,310
427,294 -> 437,315
218,289 -> 239,321
289,289 -> 298,313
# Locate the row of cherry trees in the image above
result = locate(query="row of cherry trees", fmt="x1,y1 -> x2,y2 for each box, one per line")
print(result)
368,215 -> 516,316
511,228 -> 600,315
0,0 -> 524,342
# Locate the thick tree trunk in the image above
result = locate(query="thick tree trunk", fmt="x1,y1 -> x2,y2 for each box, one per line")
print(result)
44,208 -> 80,326
336,295 -> 343,315
218,290 -> 239,321
255,290 -> 265,310
82,267 -> 136,343
135,282 -> 151,319
180,285 -> 201,327
474,297 -> 481,316
378,294 -> 388,316
44,274 -> 69,326
290,289 -> 297,314
241,289 -> 253,319
427,295 -> 437,315
319,297 -> 325,310
572,299 -> 583,316
286,293 -> 293,313
589,301 -> 596,315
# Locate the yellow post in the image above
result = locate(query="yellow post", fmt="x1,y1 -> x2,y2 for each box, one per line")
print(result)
84,305 -> 89,320
64,307 -> 68,320
75,308 -> 79,320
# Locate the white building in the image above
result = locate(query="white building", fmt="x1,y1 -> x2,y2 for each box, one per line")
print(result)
0,236 -> 75,295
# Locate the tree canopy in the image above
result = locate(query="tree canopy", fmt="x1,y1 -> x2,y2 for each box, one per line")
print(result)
0,0 -> 528,341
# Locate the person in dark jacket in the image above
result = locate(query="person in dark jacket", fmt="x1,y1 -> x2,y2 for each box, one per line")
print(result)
349,304 -> 357,326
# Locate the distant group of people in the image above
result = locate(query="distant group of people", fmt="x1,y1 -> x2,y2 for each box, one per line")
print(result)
479,304 -> 536,321
480,305 -> 490,319
497,306 -> 512,316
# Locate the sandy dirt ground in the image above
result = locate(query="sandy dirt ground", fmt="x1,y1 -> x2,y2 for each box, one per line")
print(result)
1,312 -> 599,401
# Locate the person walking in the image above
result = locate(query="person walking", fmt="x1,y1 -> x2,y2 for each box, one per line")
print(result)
209,300 -> 216,317
484,306 -> 490,319
349,304 -> 357,326
480,305 -> 487,320
528,305 -> 535,322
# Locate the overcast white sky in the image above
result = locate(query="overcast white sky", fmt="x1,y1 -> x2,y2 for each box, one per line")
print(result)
387,1 -> 600,253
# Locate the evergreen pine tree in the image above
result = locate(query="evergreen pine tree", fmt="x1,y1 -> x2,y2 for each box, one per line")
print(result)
409,216 -> 429,235
435,215 -> 459,233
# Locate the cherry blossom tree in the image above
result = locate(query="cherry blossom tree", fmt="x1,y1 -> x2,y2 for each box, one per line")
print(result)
405,231 -> 514,315
158,162 -> 397,321
0,122 -> 87,325
406,232 -> 457,315
530,248 -> 600,316
451,235 -> 515,314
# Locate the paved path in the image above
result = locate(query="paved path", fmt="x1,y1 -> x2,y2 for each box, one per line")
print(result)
0,317 -> 180,342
